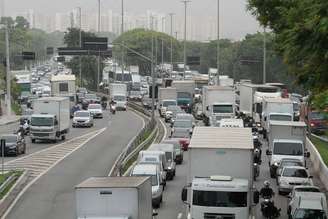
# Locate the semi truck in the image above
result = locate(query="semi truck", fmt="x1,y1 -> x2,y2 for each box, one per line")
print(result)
181,127 -> 259,219
261,97 -> 294,138
109,83 -> 128,110
202,86 -> 235,126
158,87 -> 177,117
75,176 -> 156,219
30,97 -> 70,143
50,74 -> 76,103
172,80 -> 195,113
266,121 -> 309,178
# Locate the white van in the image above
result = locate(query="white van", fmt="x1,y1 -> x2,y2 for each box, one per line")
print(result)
138,151 -> 167,183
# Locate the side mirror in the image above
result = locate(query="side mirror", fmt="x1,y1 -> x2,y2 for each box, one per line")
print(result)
253,190 -> 260,204
305,151 -> 310,158
160,182 -> 165,186
309,176 -> 313,179
264,117 -> 267,121
287,194 -> 292,199
181,187 -> 188,202
266,150 -> 272,156
206,106 -> 209,111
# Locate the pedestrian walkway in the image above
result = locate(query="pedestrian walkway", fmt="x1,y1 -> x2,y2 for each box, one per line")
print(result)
0,115 -> 20,126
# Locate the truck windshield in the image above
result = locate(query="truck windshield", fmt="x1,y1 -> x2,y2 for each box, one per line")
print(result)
213,105 -> 233,114
165,152 -> 173,162
163,101 -> 177,107
174,120 -> 192,128
273,142 -> 303,156
257,87 -> 280,93
113,96 -> 126,101
269,114 -> 292,121
192,190 -> 247,207
85,94 -> 97,99
177,92 -> 191,99
294,209 -> 326,219
31,117 -> 54,126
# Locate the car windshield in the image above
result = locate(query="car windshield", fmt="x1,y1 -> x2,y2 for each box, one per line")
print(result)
294,187 -> 320,193
293,103 -> 300,111
282,168 -> 308,178
1,136 -> 17,143
273,142 -> 303,156
294,209 -> 326,219
174,120 -> 192,128
88,105 -> 101,109
31,117 -> 54,126
132,174 -> 158,186
163,101 -> 177,107
280,161 -> 302,168
270,114 -> 292,121
310,112 -> 325,120
213,105 -> 233,114
85,94 -> 97,99
172,131 -> 190,138
113,95 -> 126,101
193,190 -> 247,207
75,111 -> 89,117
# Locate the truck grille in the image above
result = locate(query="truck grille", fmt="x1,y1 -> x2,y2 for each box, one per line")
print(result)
204,213 -> 235,219
289,182 -> 302,185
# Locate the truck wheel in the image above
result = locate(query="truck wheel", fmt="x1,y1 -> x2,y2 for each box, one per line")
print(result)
31,139 -> 35,143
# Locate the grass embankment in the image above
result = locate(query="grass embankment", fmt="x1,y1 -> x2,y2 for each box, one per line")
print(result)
311,136 -> 328,166
11,102 -> 22,115
0,170 -> 23,199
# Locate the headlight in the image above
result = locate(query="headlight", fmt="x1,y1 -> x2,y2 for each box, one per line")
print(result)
168,166 -> 172,170
85,119 -> 90,123
274,162 -> 279,167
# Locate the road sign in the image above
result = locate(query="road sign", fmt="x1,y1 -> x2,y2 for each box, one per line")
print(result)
46,47 -> 54,55
83,37 -> 108,51
22,51 -> 36,60
56,56 -> 65,62
187,56 -> 200,65
57,47 -> 112,57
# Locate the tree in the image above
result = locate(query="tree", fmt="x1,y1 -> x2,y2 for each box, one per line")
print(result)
15,16 -> 30,29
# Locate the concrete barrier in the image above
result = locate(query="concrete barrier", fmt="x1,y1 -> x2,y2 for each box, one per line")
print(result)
306,137 -> 328,190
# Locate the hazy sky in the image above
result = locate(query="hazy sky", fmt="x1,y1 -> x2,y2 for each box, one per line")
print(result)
3,0 -> 261,40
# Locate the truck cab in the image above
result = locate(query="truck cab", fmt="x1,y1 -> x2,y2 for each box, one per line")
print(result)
112,94 -> 127,110
30,114 -> 59,142
208,102 -> 235,127
159,99 -> 177,117
182,176 -> 258,219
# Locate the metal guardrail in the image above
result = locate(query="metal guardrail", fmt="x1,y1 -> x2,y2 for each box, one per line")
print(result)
311,133 -> 328,143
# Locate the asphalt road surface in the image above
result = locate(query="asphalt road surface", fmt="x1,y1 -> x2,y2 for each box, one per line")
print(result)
5,109 -> 144,219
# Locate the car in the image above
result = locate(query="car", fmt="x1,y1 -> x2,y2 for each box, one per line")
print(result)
137,151 -> 167,184
130,163 -> 164,208
288,186 -> 321,200
276,159 -> 304,185
162,139 -> 183,164
171,119 -> 193,138
171,113 -> 195,127
0,134 -> 26,156
306,111 -> 327,135
72,111 -> 94,128
88,104 -> 103,118
82,94 -> 100,109
287,191 -> 327,219
278,166 -> 313,195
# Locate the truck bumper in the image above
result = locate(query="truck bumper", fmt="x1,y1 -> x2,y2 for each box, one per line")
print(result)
175,154 -> 183,164
30,132 -> 56,140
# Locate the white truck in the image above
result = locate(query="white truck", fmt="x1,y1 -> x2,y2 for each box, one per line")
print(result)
266,121 -> 310,178
109,83 -> 128,110
202,86 -> 236,126
239,83 -> 281,122
50,74 -> 76,103
181,127 -> 259,219
158,87 -> 177,117
30,97 -> 70,143
261,97 -> 294,139
75,176 -> 156,219
172,80 -> 195,113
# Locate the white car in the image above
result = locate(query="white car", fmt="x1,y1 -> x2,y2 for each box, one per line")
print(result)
88,104 -> 103,118
278,166 -> 313,195
72,111 -> 94,128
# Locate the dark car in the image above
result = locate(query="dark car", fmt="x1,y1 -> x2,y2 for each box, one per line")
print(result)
82,94 -> 100,110
307,111 -> 327,135
0,134 -> 26,156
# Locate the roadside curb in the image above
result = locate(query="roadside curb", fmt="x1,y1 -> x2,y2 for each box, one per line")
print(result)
0,170 -> 29,218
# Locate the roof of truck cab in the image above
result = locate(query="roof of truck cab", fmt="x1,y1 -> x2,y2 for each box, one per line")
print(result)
264,97 -> 293,103
51,74 -> 76,82
269,121 -> 306,127
35,96 -> 69,102
190,127 -> 253,149
75,176 -> 149,189
203,86 -> 233,91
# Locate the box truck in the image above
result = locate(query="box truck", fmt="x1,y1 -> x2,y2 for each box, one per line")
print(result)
172,80 -> 195,113
109,83 -> 128,110
158,87 -> 177,116
266,121 -> 309,178
30,97 -> 70,143
50,74 -> 76,103
181,127 -> 259,219
75,176 -> 155,219
202,86 -> 235,126
261,97 -> 294,138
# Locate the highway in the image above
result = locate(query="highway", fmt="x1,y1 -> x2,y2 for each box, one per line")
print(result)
4,109 -> 144,219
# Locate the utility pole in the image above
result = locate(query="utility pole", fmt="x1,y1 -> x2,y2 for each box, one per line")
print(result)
97,0 -> 101,92
98,0 -> 101,32
5,23 -> 11,116
151,16 -> 155,120
169,13 -> 174,74
182,0 -> 190,79
121,0 -> 124,83
216,0 -> 220,85
263,27 -> 267,84
78,7 -> 82,87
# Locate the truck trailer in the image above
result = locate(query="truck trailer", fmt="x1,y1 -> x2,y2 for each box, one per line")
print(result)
109,83 -> 128,110
158,87 -> 177,116
172,80 -> 195,113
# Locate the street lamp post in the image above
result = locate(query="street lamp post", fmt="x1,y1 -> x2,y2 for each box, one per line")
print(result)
217,0 -> 220,85
182,0 -> 191,79
77,7 -> 82,87
5,23 -> 11,116
121,0 -> 124,83
263,27 -> 267,84
169,13 -> 175,74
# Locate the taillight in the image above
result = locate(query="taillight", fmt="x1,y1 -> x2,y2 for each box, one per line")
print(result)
310,123 -> 315,127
